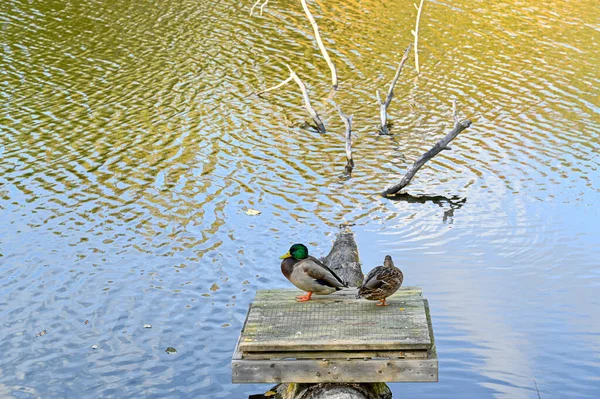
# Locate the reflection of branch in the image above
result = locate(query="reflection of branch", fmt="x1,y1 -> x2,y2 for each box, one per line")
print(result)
338,106 -> 353,176
255,65 -> 326,133
376,44 -> 411,134
250,0 -> 269,16
383,100 -> 472,196
301,0 -> 338,89
386,192 -> 467,222
412,0 -> 425,74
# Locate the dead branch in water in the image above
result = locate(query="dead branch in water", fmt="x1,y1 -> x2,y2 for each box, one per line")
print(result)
250,0 -> 269,16
376,44 -> 411,134
382,100 -> 472,196
337,106 -> 354,176
412,0 -> 425,74
255,65 -> 326,133
301,0 -> 338,89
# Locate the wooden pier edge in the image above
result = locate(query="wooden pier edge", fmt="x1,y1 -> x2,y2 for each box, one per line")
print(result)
232,287 -> 438,384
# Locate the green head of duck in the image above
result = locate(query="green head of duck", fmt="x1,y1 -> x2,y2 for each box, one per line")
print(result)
280,243 -> 309,260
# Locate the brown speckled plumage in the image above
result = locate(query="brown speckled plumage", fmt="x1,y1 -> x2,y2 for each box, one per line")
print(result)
358,255 -> 403,305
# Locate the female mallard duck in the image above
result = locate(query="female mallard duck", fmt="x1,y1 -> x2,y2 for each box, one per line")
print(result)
280,243 -> 348,302
358,255 -> 403,306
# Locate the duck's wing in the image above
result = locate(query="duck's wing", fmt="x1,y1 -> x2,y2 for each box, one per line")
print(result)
361,266 -> 386,290
302,256 -> 348,288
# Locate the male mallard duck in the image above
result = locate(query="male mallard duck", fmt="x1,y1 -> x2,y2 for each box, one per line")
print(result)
358,255 -> 403,306
280,243 -> 348,302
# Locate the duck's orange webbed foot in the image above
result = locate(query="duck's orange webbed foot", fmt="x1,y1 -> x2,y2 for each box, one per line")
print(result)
375,298 -> 388,306
296,292 -> 313,302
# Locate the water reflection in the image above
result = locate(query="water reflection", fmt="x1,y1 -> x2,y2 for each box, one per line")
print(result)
1,0 -> 599,397
387,193 -> 467,223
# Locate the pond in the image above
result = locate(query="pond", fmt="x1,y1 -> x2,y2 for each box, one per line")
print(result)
1,0 -> 599,397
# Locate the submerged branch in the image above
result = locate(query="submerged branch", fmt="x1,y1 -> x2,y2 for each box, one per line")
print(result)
382,100 -> 472,196
254,76 -> 293,96
250,0 -> 269,16
338,106 -> 354,176
378,44 -> 411,134
412,0 -> 425,74
286,65 -> 326,133
301,0 -> 338,89
254,65 -> 326,133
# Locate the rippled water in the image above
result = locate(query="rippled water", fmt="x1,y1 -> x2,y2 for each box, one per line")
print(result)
1,0 -> 599,397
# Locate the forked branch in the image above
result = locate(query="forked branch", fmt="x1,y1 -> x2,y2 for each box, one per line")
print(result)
376,44 -> 411,134
250,0 -> 269,16
301,0 -> 338,89
255,65 -> 326,133
382,100 -> 472,196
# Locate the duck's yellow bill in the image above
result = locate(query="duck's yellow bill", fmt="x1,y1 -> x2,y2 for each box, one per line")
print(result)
279,251 -> 291,259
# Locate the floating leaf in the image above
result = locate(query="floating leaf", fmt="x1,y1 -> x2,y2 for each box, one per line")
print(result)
84,320 -> 89,325
35,330 -> 46,337
210,283 -> 220,292
399,308 -> 405,311
165,347 -> 177,354
143,324 -> 152,329
245,209 -> 261,216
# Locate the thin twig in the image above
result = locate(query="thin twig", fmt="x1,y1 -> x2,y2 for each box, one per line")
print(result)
378,44 -> 412,134
250,0 -> 269,16
260,0 -> 269,15
300,0 -> 338,89
254,66 -> 326,133
412,0 -> 425,74
338,106 -> 354,175
254,76 -> 293,96
382,101 -> 472,196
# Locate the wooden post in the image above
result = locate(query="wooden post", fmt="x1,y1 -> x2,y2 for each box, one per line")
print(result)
321,224 -> 363,288
275,382 -> 392,399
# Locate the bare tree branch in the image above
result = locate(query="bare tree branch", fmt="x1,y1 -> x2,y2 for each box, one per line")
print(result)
382,102 -> 472,196
300,0 -> 338,89
255,66 -> 326,133
286,64 -> 326,133
250,0 -> 269,16
254,76 -> 293,96
338,106 -> 354,176
412,0 -> 425,74
378,44 -> 411,134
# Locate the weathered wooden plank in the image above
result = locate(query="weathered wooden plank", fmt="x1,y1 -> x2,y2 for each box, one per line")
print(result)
423,299 -> 437,361
242,349 -> 429,360
253,287 -> 422,302
232,357 -> 438,383
240,289 -> 430,352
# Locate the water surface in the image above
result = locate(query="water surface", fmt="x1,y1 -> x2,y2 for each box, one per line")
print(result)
1,0 -> 599,397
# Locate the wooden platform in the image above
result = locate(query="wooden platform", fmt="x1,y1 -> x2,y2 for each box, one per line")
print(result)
232,287 -> 437,384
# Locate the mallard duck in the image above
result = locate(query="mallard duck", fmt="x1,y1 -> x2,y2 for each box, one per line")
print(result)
280,243 -> 348,302
357,255 -> 403,306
